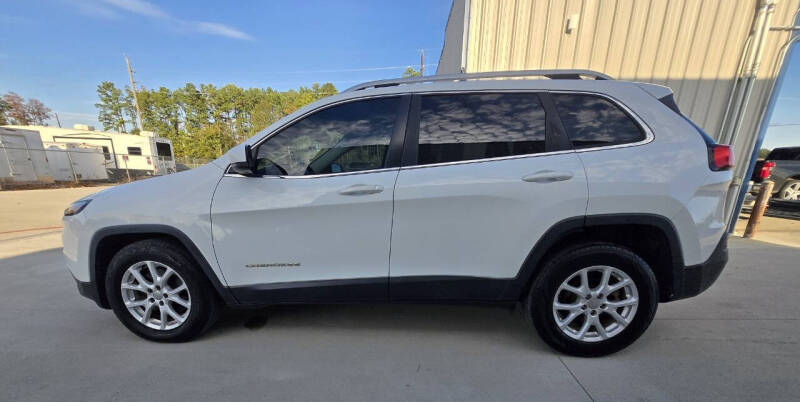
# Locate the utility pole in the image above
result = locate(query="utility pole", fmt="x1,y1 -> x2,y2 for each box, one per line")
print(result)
124,54 -> 144,132
54,113 -> 62,128
420,49 -> 425,76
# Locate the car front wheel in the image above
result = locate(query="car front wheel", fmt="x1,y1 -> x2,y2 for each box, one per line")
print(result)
105,239 -> 219,342
525,243 -> 658,357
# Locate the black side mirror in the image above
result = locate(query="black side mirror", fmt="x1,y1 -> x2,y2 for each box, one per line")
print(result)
228,144 -> 260,176
244,144 -> 257,173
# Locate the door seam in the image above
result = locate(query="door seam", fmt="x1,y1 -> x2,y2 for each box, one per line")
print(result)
387,168 -> 401,299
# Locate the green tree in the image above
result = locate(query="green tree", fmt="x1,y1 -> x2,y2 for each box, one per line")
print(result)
0,98 -> 9,125
95,81 -> 337,159
174,83 -> 208,131
402,66 -> 421,78
191,122 -> 236,159
758,148 -> 771,159
123,86 -> 140,133
95,82 -> 129,132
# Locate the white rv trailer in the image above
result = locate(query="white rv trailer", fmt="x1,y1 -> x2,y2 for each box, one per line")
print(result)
0,127 -> 54,185
44,142 -> 109,182
2,124 -> 176,179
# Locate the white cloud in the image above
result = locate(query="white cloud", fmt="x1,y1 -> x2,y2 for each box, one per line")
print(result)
102,0 -> 167,19
189,21 -> 254,41
67,1 -> 118,19
69,0 -> 253,41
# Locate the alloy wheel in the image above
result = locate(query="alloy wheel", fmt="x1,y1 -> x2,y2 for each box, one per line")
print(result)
781,182 -> 800,200
552,265 -> 639,342
120,261 -> 191,330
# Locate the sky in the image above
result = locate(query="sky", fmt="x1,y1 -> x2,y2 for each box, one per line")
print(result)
0,0 -> 451,129
0,0 -> 797,148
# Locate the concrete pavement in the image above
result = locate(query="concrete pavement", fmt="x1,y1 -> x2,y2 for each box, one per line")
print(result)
0,237 -> 798,401
0,186 -> 110,258
733,213 -> 800,248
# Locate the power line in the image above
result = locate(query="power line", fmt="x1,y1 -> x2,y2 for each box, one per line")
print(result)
768,123 -> 800,127
138,63 -> 439,75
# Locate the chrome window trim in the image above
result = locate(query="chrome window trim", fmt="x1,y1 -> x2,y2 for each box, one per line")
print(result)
399,89 -> 653,171
243,89 -> 654,176
397,149 -> 576,171
224,166 -> 400,179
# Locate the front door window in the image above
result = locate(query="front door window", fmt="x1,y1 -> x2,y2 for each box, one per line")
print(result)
255,97 -> 401,176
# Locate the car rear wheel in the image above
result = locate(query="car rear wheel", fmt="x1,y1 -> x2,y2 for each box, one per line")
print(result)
525,243 -> 658,357
105,239 -> 219,342
778,180 -> 800,200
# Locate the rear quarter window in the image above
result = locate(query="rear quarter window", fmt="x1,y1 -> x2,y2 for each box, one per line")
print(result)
552,94 -> 645,149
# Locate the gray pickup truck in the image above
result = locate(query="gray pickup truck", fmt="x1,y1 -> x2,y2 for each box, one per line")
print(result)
751,147 -> 800,200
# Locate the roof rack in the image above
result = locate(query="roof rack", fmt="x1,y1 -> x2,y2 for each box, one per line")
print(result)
344,69 -> 613,92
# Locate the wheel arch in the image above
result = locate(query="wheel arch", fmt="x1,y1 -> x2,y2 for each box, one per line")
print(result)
505,214 -> 685,303
90,225 -> 237,308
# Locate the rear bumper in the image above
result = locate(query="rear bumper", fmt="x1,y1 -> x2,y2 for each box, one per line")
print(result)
668,234 -> 728,301
73,276 -> 109,309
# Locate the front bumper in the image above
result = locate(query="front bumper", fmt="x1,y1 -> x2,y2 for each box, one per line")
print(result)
73,276 -> 109,309
669,234 -> 728,301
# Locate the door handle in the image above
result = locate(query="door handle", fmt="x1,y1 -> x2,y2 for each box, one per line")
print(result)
338,184 -> 384,196
522,170 -> 574,183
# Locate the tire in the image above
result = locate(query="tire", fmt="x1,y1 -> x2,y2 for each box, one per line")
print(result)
105,239 -> 220,342
525,243 -> 658,357
777,180 -> 800,200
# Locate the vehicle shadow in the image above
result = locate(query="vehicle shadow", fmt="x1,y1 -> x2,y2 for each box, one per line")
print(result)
205,303 -> 547,350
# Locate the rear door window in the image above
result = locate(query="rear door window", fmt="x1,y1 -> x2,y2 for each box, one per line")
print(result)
156,143 -> 173,160
416,93 -> 547,165
552,94 -> 645,149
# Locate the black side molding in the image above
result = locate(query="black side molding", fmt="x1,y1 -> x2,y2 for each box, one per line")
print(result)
230,277 -> 387,305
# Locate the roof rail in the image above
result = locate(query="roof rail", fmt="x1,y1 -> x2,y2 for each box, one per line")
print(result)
344,69 -> 613,92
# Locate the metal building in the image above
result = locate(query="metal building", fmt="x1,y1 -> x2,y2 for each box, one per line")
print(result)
438,0 -> 800,224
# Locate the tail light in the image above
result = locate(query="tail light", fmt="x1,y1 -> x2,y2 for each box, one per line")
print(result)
146,157 -> 152,165
708,144 -> 733,171
759,161 -> 775,179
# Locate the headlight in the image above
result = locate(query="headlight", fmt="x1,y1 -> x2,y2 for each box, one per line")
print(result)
64,199 -> 92,216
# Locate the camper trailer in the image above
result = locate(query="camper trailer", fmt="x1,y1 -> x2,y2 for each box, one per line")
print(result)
2,124 -> 176,180
44,142 -> 109,182
0,127 -> 54,185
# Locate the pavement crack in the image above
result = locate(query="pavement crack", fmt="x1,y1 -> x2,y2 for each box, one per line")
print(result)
558,356 -> 595,402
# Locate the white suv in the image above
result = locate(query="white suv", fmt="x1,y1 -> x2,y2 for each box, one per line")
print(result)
63,70 -> 733,356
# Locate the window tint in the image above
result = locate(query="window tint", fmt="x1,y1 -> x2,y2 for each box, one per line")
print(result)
256,97 -> 399,176
552,94 -> 645,149
127,147 -> 142,156
767,148 -> 800,161
156,142 -> 173,159
417,93 -> 547,165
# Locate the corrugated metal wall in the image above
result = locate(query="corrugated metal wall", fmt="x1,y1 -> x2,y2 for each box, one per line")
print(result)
454,0 -> 798,181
